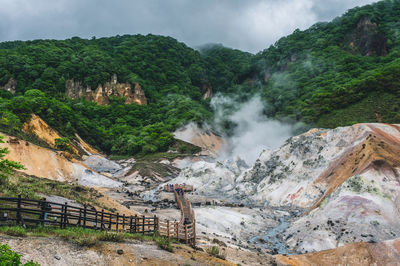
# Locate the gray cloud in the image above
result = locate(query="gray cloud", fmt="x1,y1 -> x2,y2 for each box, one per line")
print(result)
0,0 -> 377,53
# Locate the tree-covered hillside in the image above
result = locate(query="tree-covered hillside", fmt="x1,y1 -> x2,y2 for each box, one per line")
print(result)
0,35 -> 251,155
250,0 -> 400,127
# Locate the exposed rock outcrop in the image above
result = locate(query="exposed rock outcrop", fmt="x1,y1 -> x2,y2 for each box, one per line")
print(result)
0,78 -> 17,94
174,123 -> 225,156
202,84 -> 213,100
2,133 -> 121,188
65,74 -> 147,105
22,114 -> 99,157
348,17 -> 387,56
22,114 -> 65,148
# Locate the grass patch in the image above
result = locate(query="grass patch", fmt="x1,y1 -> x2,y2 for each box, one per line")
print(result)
0,226 -> 27,237
0,225 -> 176,250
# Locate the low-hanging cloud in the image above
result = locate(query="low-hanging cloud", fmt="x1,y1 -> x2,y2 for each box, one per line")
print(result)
0,0 -> 377,53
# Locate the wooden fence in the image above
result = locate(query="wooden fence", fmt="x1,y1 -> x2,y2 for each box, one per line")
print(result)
0,196 -> 156,234
0,196 -> 196,245
158,219 -> 195,245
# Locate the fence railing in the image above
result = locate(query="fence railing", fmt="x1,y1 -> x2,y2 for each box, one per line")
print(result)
0,196 -> 196,245
158,219 -> 196,244
0,196 -> 157,234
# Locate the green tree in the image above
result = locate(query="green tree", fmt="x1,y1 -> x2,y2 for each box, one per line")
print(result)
0,135 -> 24,184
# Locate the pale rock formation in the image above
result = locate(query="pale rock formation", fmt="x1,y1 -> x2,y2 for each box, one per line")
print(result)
174,123 -> 225,156
202,84 -> 213,99
0,78 -> 17,94
65,74 -> 147,105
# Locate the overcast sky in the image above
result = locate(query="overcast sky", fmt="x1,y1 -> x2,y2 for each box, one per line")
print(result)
0,0 -> 377,53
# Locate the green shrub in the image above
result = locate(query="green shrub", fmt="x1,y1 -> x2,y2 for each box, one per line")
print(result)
155,237 -> 173,252
54,138 -> 74,153
206,245 -> 226,260
0,244 -> 38,265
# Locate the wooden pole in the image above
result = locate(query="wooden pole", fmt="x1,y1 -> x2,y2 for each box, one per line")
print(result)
156,216 -> 159,233
134,215 -> 137,233
142,215 -> 145,235
116,213 -> 119,231
175,221 -> 178,238
16,195 -> 21,225
94,209 -> 98,229
83,204 -> 87,228
185,224 -> 188,244
60,204 -> 64,228
167,220 -> 170,240
63,202 -> 68,228
100,209 -> 104,230
193,220 -> 196,246
122,214 -> 126,231
129,216 -> 133,233
78,208 -> 82,226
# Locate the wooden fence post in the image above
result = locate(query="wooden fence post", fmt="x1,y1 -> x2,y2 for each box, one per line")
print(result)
193,220 -> 196,246
134,215 -> 137,233
83,204 -> 87,228
94,209 -> 98,229
16,195 -> 21,225
167,220 -> 170,240
100,209 -> 104,230
122,214 -> 125,231
185,224 -> 188,244
116,213 -> 119,231
175,221 -> 178,238
142,216 -> 145,235
63,202 -> 68,228
108,213 -> 112,230
155,216 -> 159,233
129,216 -> 133,233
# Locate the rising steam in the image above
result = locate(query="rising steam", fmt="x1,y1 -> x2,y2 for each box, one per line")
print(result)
211,95 -> 293,165
175,94 -> 299,166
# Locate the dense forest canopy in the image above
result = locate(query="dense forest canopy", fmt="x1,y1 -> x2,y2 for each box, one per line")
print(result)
1,0 -> 400,156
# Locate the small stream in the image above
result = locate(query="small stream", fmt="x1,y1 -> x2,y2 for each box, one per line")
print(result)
249,216 -> 291,254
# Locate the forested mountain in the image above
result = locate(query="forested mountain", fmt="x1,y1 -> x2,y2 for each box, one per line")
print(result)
0,34 -> 250,155
250,0 -> 400,127
1,0 -> 400,156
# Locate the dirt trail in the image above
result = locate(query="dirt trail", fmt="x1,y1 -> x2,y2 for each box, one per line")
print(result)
0,235 -> 235,266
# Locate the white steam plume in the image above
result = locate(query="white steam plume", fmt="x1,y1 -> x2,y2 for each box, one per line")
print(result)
212,95 -> 293,165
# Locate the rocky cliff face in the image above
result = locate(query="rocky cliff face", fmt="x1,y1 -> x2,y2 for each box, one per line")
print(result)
348,17 -> 387,56
65,74 -> 147,105
0,78 -> 17,94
